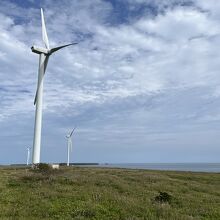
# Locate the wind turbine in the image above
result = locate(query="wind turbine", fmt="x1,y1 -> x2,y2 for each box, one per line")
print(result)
26,147 -> 31,166
31,8 -> 77,164
66,127 -> 76,166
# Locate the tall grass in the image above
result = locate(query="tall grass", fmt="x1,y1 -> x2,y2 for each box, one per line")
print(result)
0,166 -> 219,219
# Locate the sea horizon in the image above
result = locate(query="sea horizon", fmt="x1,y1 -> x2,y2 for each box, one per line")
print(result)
85,163 -> 220,173
1,162 -> 220,173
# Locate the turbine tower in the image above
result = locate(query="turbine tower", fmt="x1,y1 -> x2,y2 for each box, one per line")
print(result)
31,8 -> 77,164
66,127 -> 76,166
26,147 -> 31,166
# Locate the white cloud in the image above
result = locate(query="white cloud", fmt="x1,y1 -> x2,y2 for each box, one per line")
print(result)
0,0 -> 219,120
136,8 -> 219,41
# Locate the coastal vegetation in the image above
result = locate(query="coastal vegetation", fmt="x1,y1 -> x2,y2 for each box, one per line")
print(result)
0,166 -> 219,219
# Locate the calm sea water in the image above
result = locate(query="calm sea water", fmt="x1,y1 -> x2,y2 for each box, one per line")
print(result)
86,163 -> 220,173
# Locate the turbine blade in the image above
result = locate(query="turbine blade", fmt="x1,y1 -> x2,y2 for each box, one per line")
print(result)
34,90 -> 38,105
49,43 -> 77,54
41,8 -> 50,49
34,55 -> 49,105
68,138 -> 70,149
43,55 -> 49,72
70,127 -> 76,137
70,138 -> 73,151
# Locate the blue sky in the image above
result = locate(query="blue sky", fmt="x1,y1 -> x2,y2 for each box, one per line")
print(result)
0,0 -> 220,164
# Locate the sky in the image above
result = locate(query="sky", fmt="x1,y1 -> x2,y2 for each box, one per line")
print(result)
0,0 -> 220,164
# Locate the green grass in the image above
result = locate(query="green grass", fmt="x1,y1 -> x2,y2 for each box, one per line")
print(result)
0,166 -> 219,219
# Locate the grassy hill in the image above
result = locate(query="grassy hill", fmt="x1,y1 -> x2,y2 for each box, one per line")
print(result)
0,166 -> 219,219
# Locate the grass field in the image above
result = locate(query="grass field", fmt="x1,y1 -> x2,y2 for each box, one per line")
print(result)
0,166 -> 219,219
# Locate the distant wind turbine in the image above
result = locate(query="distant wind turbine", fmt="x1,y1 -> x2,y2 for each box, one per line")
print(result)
66,127 -> 76,166
31,8 -> 77,164
26,147 -> 31,166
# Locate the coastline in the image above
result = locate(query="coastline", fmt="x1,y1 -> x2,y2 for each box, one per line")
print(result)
77,162 -> 220,173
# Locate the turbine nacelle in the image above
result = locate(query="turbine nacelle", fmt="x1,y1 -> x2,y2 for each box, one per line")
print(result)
31,46 -> 49,55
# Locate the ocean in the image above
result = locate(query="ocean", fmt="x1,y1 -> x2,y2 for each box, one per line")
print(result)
85,163 -> 220,173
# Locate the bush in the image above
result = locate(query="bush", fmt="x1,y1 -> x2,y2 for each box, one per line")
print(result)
33,163 -> 52,174
154,191 -> 172,204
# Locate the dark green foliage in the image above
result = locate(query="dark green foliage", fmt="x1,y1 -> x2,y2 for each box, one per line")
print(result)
155,191 -> 172,204
34,163 -> 52,173
72,208 -> 96,218
7,179 -> 21,187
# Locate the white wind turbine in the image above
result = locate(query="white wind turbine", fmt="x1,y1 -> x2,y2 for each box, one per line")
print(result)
26,147 -> 31,166
66,127 -> 76,166
31,8 -> 77,164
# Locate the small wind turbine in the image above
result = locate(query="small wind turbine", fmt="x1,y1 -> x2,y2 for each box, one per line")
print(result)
31,8 -> 77,164
26,147 -> 31,166
66,127 -> 76,166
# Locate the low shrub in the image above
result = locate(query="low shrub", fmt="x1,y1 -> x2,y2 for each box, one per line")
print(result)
37,163 -> 51,172
31,163 -> 54,175
154,191 -> 172,204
